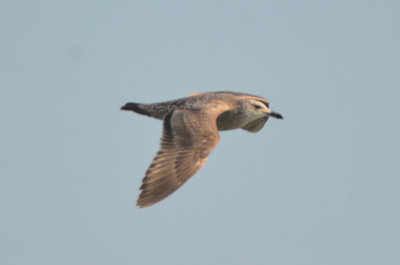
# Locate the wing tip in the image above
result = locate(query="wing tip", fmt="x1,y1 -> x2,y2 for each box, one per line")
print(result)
136,201 -> 150,208
136,195 -> 157,208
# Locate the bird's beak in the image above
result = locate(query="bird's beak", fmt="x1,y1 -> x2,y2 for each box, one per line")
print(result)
269,110 -> 283,119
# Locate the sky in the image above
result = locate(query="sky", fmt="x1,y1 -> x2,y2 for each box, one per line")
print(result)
1,0 -> 399,264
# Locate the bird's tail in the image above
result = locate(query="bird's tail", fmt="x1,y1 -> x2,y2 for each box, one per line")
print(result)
120,102 -> 171,120
120,102 -> 149,115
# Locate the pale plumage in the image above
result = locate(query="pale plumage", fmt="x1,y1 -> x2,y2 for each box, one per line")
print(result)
121,91 -> 283,207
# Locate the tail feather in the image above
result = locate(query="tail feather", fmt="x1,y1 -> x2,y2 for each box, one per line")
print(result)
121,101 -> 173,119
120,102 -> 149,116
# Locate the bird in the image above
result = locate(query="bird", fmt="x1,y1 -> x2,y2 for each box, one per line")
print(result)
121,91 -> 283,208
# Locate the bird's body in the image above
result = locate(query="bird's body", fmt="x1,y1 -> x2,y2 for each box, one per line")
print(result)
121,91 -> 283,207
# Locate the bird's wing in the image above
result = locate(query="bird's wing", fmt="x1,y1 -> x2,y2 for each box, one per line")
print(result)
137,108 -> 220,207
241,117 -> 269,133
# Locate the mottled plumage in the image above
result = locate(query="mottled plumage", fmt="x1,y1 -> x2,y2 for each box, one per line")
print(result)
121,91 -> 283,207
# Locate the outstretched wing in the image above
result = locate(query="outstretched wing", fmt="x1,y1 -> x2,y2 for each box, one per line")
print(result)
137,109 -> 220,207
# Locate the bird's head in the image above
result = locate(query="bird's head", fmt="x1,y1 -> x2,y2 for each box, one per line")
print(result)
241,96 -> 283,120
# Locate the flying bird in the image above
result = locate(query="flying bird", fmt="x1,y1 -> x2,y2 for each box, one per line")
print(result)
121,91 -> 283,207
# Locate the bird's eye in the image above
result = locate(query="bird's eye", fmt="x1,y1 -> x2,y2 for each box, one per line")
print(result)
253,104 -> 262,110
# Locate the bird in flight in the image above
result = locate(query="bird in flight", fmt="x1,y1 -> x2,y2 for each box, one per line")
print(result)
121,91 -> 283,207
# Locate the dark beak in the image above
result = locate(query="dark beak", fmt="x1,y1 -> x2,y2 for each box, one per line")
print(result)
269,111 -> 283,119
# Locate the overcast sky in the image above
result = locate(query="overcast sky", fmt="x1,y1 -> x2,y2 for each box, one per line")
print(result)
1,1 -> 399,265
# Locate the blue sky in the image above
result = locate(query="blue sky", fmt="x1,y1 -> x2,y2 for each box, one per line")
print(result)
1,1 -> 399,264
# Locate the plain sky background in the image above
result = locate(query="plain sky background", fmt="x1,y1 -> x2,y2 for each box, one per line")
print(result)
1,1 -> 399,264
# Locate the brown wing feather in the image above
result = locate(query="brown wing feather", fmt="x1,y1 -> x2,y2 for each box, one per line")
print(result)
136,109 -> 220,207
